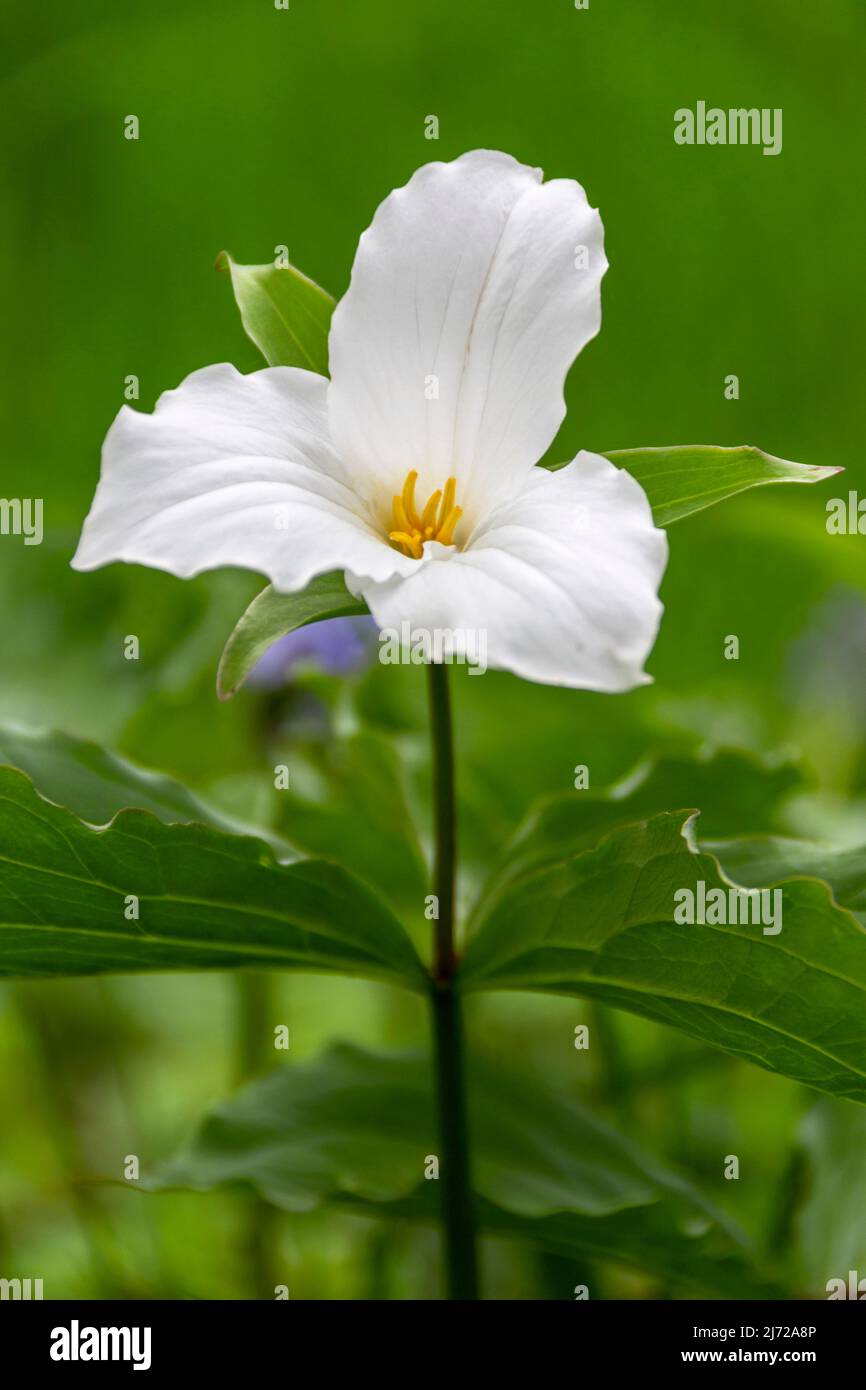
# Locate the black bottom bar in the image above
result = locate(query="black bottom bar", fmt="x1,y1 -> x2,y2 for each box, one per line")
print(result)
0,1298 -> 859,1374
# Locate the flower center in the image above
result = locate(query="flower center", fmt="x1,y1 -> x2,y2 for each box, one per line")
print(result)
388,470 -> 463,559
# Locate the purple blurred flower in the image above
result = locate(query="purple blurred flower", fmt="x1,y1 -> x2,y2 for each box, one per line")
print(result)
247,615 -> 377,689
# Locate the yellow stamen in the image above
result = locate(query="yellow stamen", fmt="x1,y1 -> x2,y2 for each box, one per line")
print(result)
389,529 -> 424,559
439,477 -> 457,530
436,505 -> 463,546
419,489 -> 442,530
392,495 -> 413,533
401,470 -> 421,529
387,471 -> 463,560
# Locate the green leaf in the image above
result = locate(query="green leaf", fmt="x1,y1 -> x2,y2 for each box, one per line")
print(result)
0,767 -> 424,988
148,1041 -> 773,1296
217,251 -> 335,373
707,835 -> 866,924
467,1197 -> 772,1296
488,749 -> 800,891
217,572 -> 369,700
0,725 -> 293,858
797,1098 -> 866,1292
544,446 -> 841,526
461,811 -> 866,1104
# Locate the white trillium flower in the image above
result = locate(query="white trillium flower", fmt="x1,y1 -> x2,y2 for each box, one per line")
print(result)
73,150 -> 667,690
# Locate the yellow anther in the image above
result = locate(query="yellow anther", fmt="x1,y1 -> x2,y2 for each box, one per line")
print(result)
388,472 -> 463,559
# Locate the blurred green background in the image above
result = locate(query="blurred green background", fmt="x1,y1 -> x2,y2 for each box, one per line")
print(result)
0,0 -> 864,1298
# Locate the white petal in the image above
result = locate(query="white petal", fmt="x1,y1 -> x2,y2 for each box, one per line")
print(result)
328,150 -> 607,524
72,364 -> 415,591
357,452 -> 667,691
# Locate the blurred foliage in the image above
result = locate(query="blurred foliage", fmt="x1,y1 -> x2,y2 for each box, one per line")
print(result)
1,0 -> 864,1298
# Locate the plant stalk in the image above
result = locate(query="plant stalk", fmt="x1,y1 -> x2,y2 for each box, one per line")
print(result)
426,661 -> 479,1299
234,970 -> 280,1297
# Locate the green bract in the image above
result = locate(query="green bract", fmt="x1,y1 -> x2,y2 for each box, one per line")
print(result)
559,445 -> 841,527
217,572 -> 368,701
217,251 -> 335,375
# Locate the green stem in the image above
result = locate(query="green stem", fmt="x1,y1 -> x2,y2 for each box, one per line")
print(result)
426,662 -> 480,1300
234,970 -> 280,1297
235,970 -> 274,1086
